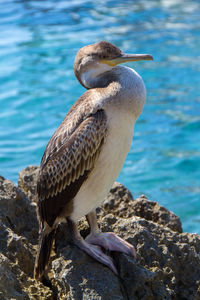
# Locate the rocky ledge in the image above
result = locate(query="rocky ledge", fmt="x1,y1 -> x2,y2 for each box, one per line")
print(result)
0,166 -> 200,300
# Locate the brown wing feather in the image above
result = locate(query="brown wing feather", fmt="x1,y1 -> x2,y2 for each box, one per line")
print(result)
40,91 -> 93,167
37,109 -> 107,227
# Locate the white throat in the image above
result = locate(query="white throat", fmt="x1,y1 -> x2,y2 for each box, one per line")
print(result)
81,63 -> 113,89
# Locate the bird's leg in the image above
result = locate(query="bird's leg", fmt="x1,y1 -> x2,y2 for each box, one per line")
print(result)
67,217 -> 118,274
86,210 -> 136,259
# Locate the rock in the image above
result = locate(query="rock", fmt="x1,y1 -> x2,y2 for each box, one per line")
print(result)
18,166 -> 39,203
0,175 -> 53,300
99,182 -> 182,233
0,175 -> 38,242
0,253 -> 28,300
0,252 -> 53,300
52,249 -> 125,300
0,166 -> 200,300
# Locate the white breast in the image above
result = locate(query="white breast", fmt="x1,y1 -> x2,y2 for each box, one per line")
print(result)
71,107 -> 136,221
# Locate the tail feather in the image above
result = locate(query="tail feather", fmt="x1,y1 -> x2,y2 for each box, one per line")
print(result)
34,228 -> 56,280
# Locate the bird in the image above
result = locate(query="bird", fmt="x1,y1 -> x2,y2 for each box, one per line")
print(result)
34,41 -> 153,280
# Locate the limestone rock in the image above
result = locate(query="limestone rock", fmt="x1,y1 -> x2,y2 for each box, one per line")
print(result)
0,166 -> 200,300
0,175 -> 52,300
0,175 -> 38,242
18,166 -> 39,203
100,182 -> 182,233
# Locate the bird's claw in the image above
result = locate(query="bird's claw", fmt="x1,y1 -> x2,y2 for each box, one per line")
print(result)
85,231 -> 136,259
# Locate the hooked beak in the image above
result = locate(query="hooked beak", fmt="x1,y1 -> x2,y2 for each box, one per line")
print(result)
101,53 -> 153,67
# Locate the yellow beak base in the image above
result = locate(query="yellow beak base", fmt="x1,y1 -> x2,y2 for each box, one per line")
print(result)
101,53 -> 153,66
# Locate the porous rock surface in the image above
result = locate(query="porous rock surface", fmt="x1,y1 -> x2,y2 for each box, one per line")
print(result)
0,166 -> 199,300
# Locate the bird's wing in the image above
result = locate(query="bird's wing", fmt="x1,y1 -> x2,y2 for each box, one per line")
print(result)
37,109 -> 107,227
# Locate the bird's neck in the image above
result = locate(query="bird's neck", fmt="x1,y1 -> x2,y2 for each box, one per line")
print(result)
80,63 -> 114,89
89,66 -> 146,121
79,65 -> 146,121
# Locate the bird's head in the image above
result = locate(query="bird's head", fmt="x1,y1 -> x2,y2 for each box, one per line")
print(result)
74,41 -> 153,89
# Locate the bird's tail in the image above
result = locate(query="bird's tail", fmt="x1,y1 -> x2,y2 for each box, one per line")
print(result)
34,228 -> 56,280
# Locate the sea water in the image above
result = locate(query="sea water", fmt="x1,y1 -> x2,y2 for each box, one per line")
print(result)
0,0 -> 199,233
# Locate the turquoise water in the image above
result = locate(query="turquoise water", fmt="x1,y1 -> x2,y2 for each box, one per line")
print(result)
0,0 -> 200,233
